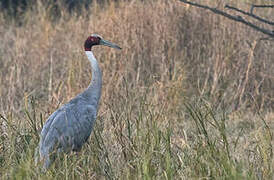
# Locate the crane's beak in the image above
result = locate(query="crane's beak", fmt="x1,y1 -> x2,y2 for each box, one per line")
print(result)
100,39 -> 122,50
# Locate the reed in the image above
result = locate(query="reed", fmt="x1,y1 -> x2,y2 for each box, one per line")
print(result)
0,0 -> 273,179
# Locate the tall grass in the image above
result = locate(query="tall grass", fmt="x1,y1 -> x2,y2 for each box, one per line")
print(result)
0,0 -> 273,179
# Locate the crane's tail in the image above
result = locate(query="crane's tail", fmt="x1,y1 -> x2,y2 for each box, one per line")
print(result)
35,145 -> 51,171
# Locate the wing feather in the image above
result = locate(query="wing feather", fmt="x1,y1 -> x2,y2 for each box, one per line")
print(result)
39,100 -> 97,159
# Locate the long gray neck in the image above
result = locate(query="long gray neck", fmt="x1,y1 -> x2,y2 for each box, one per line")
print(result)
81,51 -> 102,106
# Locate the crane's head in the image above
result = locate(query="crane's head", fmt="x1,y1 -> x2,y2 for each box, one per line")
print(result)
84,34 -> 122,51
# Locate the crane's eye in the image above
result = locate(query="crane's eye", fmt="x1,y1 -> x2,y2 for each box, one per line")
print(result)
90,36 -> 99,44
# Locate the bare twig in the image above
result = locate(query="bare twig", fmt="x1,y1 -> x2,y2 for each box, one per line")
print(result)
179,0 -> 274,38
253,5 -> 274,8
250,4 -> 274,17
225,5 -> 274,26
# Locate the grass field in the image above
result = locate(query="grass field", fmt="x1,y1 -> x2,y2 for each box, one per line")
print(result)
0,0 -> 273,179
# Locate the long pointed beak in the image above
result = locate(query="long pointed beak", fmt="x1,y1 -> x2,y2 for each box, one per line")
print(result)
100,39 -> 122,50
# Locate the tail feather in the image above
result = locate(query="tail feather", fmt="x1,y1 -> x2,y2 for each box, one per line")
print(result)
35,143 -> 52,171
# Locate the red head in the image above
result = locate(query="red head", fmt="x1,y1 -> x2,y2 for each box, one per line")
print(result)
84,34 -> 122,51
84,34 -> 101,51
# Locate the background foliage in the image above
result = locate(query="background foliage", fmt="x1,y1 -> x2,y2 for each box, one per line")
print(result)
0,0 -> 273,179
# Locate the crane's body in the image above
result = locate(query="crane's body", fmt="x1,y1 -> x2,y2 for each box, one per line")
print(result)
36,34 -> 121,170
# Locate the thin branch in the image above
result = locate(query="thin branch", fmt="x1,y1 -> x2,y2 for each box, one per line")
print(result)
250,4 -> 274,14
252,5 -> 274,8
179,0 -> 274,38
225,5 -> 274,26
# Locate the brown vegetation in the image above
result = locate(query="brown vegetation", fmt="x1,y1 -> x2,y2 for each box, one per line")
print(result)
0,0 -> 273,179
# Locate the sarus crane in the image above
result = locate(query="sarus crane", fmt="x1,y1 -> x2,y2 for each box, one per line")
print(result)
36,34 -> 121,170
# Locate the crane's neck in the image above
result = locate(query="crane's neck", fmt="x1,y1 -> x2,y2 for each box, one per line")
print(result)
82,51 -> 102,106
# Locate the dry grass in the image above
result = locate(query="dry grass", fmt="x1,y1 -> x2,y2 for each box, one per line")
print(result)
0,0 -> 273,179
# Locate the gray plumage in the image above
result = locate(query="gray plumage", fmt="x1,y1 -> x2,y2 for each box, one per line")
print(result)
36,34 -> 121,170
